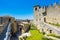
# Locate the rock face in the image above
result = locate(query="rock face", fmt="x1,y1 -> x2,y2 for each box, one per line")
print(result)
0,17 -> 8,35
0,16 -> 17,36
0,16 -> 14,35
11,21 -> 17,34
0,24 -> 4,35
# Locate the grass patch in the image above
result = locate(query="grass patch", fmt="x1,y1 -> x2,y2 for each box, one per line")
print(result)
42,37 -> 53,40
26,30 -> 43,40
47,34 -> 60,39
48,22 -> 60,27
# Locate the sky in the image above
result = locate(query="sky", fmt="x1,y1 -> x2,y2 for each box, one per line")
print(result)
0,0 -> 60,19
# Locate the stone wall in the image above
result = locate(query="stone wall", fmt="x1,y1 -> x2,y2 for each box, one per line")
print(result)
46,3 -> 60,24
34,3 -> 60,33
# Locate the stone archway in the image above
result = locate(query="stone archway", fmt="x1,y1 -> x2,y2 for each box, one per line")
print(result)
19,27 -> 22,32
19,25 -> 23,34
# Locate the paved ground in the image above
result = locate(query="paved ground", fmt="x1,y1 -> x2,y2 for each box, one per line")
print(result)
44,23 -> 60,34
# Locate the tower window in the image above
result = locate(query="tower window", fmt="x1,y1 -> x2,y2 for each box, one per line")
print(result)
44,17 -> 46,22
35,7 -> 37,11
50,30 -> 52,33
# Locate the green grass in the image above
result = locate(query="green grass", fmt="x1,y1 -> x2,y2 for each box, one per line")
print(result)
42,37 -> 53,40
47,34 -> 60,39
26,30 -> 43,40
48,22 -> 60,27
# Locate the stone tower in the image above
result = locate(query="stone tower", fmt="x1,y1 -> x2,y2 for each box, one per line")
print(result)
34,5 -> 46,31
34,5 -> 40,26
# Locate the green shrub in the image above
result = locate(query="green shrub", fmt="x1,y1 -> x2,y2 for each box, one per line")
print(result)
23,36 -> 27,40
49,22 -> 51,24
30,24 -> 37,30
40,32 -> 45,35
42,32 -> 45,35
20,38 -> 23,40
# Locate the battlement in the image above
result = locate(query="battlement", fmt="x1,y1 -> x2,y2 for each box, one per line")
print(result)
34,2 -> 60,10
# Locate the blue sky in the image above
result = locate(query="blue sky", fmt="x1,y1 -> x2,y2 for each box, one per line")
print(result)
0,0 -> 60,19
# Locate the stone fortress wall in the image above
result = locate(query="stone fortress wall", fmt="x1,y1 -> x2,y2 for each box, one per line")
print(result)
34,2 -> 60,34
46,3 -> 60,24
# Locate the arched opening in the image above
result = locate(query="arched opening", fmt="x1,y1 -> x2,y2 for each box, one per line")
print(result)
50,30 -> 52,33
9,18 -> 11,22
35,7 -> 37,11
20,28 -> 22,32
44,17 -> 46,22
19,25 -> 23,34
42,29 -> 44,32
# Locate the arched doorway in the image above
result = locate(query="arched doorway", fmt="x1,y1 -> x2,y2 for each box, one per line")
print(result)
20,28 -> 22,32
50,30 -> 52,33
19,25 -> 23,34
44,17 -> 46,22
